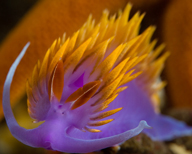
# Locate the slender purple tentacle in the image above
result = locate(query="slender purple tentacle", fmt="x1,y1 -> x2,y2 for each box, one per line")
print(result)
3,43 -> 30,126
2,43 -> 45,148
51,120 -> 151,153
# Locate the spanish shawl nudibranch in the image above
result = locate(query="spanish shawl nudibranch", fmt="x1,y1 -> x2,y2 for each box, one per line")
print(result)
3,4 -> 192,153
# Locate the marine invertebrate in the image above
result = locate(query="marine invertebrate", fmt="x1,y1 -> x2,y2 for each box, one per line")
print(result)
3,4 -> 192,153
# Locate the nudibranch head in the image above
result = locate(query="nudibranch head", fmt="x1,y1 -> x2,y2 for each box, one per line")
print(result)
3,3 -> 192,153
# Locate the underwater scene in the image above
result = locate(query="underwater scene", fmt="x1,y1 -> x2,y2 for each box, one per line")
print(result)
1,0 -> 192,154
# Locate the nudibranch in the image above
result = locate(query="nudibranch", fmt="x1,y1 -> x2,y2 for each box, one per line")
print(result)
3,4 -> 192,153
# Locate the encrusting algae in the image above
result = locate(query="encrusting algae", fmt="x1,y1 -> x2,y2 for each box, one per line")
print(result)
3,3 -> 192,153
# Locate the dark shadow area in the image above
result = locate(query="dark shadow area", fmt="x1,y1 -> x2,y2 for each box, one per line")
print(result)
0,0 -> 38,43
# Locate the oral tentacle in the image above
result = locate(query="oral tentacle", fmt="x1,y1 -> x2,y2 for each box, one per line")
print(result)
51,120 -> 151,153
2,43 -> 45,148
